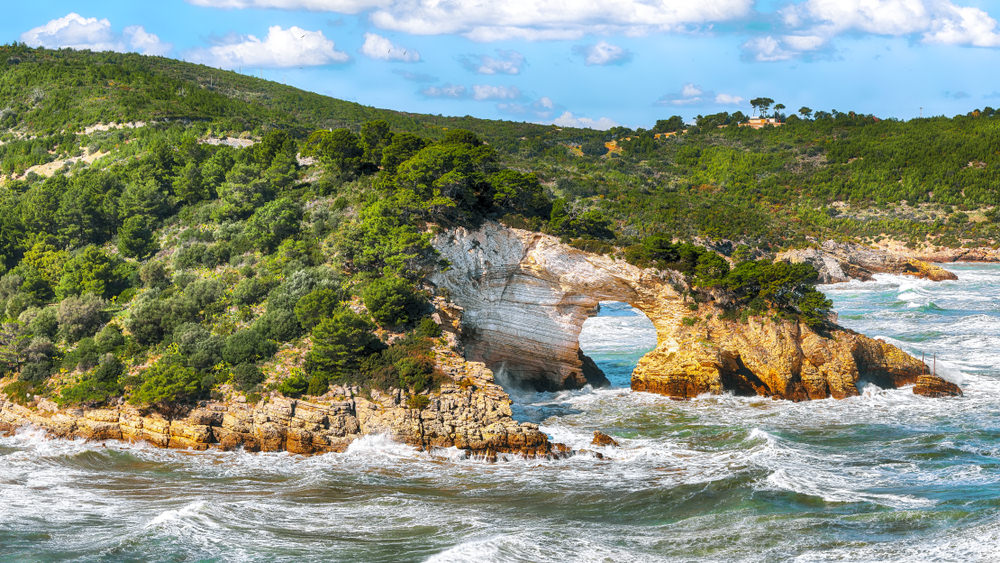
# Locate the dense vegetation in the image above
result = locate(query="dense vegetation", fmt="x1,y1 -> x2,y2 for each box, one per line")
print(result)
1,45 -> 994,411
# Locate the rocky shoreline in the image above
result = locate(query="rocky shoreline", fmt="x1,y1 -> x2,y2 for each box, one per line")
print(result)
0,352 -> 562,460
1,225 -> 966,456
777,240 -> 957,284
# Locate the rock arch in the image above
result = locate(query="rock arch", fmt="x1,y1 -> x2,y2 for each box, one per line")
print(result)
431,223 -> 961,400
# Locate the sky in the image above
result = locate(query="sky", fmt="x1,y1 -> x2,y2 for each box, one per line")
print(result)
3,0 -> 1000,129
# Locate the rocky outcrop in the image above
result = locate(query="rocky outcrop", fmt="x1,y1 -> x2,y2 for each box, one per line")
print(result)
433,223 -> 961,400
777,241 -> 956,284
431,222 -> 689,391
0,353 -> 561,458
631,315 -> 956,400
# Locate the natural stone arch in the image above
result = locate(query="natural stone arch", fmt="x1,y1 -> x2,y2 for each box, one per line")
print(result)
431,223 -> 958,400
430,222 -> 689,391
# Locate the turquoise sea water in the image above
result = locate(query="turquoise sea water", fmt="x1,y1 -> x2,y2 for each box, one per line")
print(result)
3,264 -> 1000,562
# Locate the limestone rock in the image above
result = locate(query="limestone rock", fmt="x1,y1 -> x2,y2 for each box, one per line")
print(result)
432,222 -> 953,403
777,240 -> 956,284
0,350 -> 561,458
913,374 -> 963,397
591,431 -> 620,447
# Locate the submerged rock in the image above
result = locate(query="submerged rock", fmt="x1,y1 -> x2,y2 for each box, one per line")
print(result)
591,431 -> 620,447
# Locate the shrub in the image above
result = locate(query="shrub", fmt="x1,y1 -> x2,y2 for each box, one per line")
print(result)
22,306 -> 58,339
57,293 -> 106,342
95,324 -> 126,354
294,287 -> 342,330
277,373 -> 308,398
362,276 -> 426,327
231,363 -> 265,391
58,353 -> 123,406
172,323 -> 223,372
131,354 -> 202,408
359,334 -> 442,393
305,309 -> 381,384
222,328 -> 276,366
254,308 -> 302,342
233,276 -> 273,306
118,215 -> 158,259
415,317 -> 442,338
139,261 -> 171,289
19,337 -> 56,383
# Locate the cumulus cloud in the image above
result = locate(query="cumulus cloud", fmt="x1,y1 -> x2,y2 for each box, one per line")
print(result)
189,0 -> 754,40
715,93 -> 745,105
459,50 -> 525,75
187,25 -> 348,68
658,83 -> 743,106
360,32 -> 419,61
659,83 -> 706,105
552,111 -> 618,130
421,84 -> 468,98
187,0 -> 388,12
21,13 -> 171,55
574,41 -> 632,65
752,0 -> 1000,61
471,85 -> 521,100
421,83 -> 521,101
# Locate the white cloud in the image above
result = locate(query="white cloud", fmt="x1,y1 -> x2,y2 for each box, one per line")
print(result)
538,96 -> 554,109
360,32 -> 419,61
742,35 -> 797,61
421,83 -> 521,101
763,0 -> 1000,61
552,111 -> 618,130
421,84 -> 467,98
576,40 -> 631,65
471,85 -> 520,100
20,13 -> 171,56
658,83 -> 743,106
187,25 -> 348,68
187,0 -> 388,12
460,50 -> 525,74
924,4 -> 1000,47
660,82 -> 706,105
715,93 -> 745,105
189,0 -> 754,40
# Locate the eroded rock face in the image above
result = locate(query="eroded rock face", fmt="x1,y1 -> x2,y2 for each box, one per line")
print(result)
777,241 -> 956,284
431,223 -> 688,391
433,223 -> 962,400
0,353 -> 558,458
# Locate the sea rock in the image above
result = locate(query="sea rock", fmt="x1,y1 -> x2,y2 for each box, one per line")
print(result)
777,240 -> 956,284
432,222 -> 959,401
591,431 -> 620,447
913,374 -> 963,397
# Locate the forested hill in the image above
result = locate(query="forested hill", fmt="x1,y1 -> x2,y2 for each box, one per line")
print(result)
0,44 -> 567,145
4,44 -> 1000,252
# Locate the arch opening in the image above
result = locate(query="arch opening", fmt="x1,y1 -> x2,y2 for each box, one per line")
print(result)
578,301 -> 658,388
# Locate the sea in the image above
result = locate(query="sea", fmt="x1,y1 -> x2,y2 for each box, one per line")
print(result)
2,263 -> 1000,562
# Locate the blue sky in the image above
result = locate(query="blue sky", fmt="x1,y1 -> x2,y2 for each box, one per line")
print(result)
3,1 -> 1000,129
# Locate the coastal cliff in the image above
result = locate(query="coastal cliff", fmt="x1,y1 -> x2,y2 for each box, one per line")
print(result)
433,223 -> 962,400
0,351 -> 558,459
